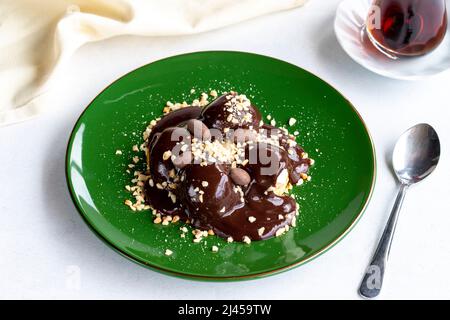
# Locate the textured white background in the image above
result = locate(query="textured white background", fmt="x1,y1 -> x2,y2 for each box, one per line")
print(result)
1,0 -> 449,299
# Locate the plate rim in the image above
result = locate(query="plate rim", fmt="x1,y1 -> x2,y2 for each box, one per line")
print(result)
65,50 -> 377,281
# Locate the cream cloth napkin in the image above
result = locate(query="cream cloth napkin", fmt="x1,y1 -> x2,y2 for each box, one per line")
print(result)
0,0 -> 307,126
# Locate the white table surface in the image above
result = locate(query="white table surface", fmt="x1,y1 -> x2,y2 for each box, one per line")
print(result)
1,0 -> 449,300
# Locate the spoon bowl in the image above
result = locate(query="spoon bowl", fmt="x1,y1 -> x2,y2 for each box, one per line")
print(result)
393,123 -> 441,185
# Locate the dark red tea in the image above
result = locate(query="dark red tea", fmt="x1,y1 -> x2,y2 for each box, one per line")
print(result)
367,0 -> 447,57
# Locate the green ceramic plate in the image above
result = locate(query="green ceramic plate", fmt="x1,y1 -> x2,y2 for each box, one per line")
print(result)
66,51 -> 376,281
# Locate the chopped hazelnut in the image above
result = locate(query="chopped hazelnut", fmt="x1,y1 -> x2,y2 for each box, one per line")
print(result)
153,216 -> 162,224
243,236 -> 251,244
258,227 -> 265,236
163,150 -> 172,161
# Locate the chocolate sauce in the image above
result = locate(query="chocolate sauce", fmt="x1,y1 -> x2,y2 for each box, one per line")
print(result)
148,106 -> 202,143
145,93 -> 312,241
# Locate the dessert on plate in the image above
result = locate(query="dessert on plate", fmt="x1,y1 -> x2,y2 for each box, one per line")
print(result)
123,91 -> 314,244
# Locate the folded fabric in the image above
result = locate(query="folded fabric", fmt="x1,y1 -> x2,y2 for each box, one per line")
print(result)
0,0 -> 307,126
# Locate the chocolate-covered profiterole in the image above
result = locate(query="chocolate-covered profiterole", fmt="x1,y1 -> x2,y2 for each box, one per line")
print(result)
144,91 -> 313,242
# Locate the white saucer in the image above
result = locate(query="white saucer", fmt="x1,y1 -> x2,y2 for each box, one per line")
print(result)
334,0 -> 450,80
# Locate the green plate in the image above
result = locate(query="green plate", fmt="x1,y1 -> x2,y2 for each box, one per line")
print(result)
66,51 -> 376,281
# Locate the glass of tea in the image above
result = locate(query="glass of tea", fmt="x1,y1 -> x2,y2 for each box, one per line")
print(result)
366,0 -> 448,58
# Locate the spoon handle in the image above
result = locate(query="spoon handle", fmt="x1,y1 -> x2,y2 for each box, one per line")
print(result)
359,183 -> 409,299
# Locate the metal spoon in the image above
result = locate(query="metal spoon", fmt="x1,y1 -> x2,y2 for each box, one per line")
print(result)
359,123 -> 440,299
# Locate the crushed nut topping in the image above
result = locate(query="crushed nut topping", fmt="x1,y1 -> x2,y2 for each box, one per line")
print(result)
120,89 -> 315,248
243,236 -> 251,244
